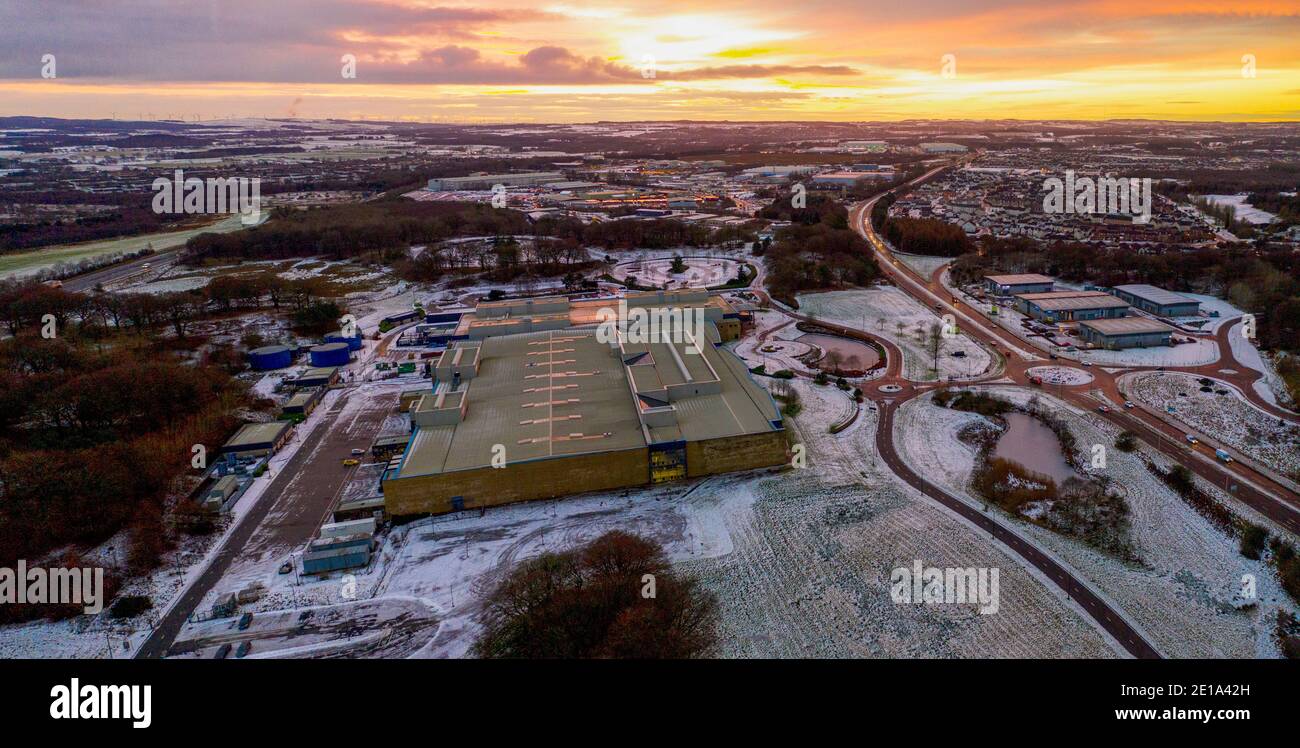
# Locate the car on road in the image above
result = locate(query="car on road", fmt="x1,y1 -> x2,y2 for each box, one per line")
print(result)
342,458 -> 360,467
1097,405 -> 1110,413
1049,353 -> 1058,360
1215,449 -> 1233,462
350,448 -> 365,456
1081,360 -> 1092,367
1124,401 -> 1135,408
1185,434 -> 1199,445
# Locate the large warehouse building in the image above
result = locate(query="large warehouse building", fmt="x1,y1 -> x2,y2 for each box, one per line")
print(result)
1110,284 -> 1201,317
426,171 -> 564,191
1078,317 -> 1175,349
1015,290 -> 1130,323
380,293 -> 787,516
984,273 -> 1055,296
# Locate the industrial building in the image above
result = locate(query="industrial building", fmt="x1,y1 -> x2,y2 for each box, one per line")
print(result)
426,171 -> 564,191
370,434 -> 411,459
292,366 -> 340,389
841,140 -> 888,152
222,421 -> 292,459
919,142 -> 969,153
302,519 -> 375,575
1110,284 -> 1201,317
812,172 -> 868,187
984,273 -> 1055,296
380,292 -> 787,517
1078,317 -> 1175,349
202,475 -> 239,512
1014,290 -> 1130,323
282,388 -> 324,417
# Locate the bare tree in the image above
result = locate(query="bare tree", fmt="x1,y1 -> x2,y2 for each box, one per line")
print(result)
927,321 -> 944,374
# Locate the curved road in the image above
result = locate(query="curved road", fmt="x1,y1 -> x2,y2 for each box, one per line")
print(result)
821,164 -> 1300,657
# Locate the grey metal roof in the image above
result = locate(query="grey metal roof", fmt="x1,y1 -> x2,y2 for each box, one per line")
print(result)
1112,284 -> 1198,307
1079,317 -> 1175,335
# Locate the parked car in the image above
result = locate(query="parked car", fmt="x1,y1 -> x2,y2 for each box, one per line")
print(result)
278,561 -> 292,575
238,612 -> 253,631
236,641 -> 252,658
214,643 -> 232,659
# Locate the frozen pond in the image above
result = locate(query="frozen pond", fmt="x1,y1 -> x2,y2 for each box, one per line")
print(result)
992,412 -> 1075,485
797,333 -> 881,372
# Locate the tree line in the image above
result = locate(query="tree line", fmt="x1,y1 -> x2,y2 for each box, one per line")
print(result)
0,284 -> 249,619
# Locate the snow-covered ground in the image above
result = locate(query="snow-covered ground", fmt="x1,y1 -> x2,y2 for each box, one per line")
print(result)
1080,338 -> 1219,368
1224,320 -> 1296,409
164,380 -> 1124,659
893,386 -> 1299,658
1026,366 -> 1094,386
0,519 -> 236,659
797,287 -> 992,381
1181,293 -> 1245,333
1202,194 -> 1277,225
610,256 -> 745,288
1125,371 -> 1300,481
0,387 -> 352,659
731,309 -> 820,376
892,252 -> 954,279
124,276 -> 212,294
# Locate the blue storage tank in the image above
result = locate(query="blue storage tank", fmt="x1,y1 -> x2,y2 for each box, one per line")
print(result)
310,342 -> 351,367
325,330 -> 364,351
248,345 -> 292,370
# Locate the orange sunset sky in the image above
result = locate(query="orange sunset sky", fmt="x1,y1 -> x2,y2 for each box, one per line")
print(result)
2,0 -> 1298,122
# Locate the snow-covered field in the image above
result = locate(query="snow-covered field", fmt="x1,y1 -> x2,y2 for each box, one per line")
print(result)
1081,338 -> 1219,367
893,386 -> 1299,658
893,252 -> 954,279
797,287 -> 992,381
1125,371 -> 1300,481
1202,194 -> 1277,225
